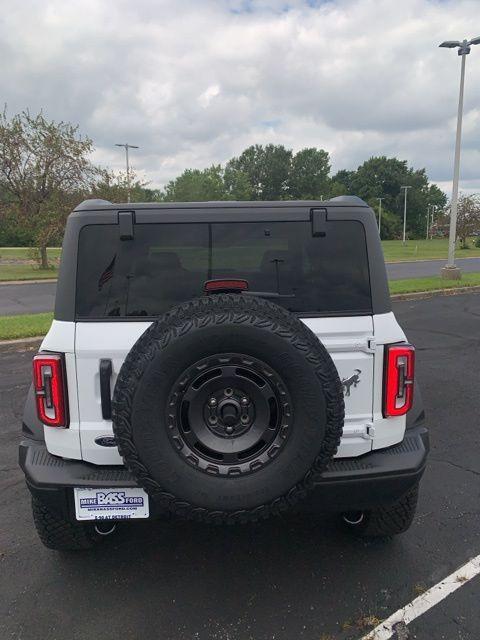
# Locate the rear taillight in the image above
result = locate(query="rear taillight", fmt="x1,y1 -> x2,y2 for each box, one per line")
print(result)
33,353 -> 69,427
383,343 -> 415,417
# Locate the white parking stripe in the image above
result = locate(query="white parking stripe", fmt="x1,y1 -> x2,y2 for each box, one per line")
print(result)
361,553 -> 480,640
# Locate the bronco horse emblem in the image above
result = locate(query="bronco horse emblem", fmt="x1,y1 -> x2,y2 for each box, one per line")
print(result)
341,369 -> 361,396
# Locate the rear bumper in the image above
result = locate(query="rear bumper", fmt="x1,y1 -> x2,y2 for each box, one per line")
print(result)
19,425 -> 429,521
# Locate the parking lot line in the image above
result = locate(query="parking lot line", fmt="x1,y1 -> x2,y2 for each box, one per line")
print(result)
361,553 -> 480,640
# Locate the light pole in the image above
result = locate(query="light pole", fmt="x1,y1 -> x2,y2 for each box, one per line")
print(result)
439,36 -> 480,279
430,205 -> 437,239
401,186 -> 411,245
377,197 -> 384,237
115,143 -> 139,203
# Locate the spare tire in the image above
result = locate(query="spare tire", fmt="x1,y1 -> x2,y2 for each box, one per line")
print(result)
112,294 -> 344,523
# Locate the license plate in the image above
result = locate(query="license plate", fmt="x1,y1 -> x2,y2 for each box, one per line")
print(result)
74,487 -> 149,521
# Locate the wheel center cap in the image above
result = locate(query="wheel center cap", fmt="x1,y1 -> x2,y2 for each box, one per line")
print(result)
221,401 -> 239,426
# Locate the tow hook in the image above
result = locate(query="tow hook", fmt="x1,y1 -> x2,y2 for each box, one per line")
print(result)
342,511 -> 365,526
94,522 -> 117,536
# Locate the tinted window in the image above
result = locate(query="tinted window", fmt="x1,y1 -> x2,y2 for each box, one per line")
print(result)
76,221 -> 371,318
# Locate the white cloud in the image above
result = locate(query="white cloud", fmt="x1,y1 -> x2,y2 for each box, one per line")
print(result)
1,0 -> 479,194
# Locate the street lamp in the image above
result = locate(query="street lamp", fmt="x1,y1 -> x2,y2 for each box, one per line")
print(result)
377,197 -> 384,237
400,186 -> 411,244
115,143 -> 139,203
439,36 -> 480,279
430,205 -> 437,240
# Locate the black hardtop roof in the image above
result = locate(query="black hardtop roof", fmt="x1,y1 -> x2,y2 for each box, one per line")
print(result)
74,195 -> 369,212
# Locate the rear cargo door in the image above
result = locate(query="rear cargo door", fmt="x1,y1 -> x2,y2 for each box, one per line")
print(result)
302,315 -> 375,457
75,316 -> 375,464
75,322 -> 151,464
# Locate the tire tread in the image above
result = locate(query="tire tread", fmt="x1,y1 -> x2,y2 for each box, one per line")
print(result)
113,294 -> 345,524
31,497 -> 98,551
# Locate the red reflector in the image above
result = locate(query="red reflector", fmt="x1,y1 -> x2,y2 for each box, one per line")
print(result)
204,279 -> 249,293
383,343 -> 415,417
33,354 -> 69,427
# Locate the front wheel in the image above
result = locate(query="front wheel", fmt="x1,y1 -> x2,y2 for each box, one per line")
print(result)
343,483 -> 419,538
31,497 -> 104,551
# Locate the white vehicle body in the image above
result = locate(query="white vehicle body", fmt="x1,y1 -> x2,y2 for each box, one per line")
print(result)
42,310 -> 407,465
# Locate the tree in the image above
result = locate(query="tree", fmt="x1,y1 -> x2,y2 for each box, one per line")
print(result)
225,144 -> 292,200
452,194 -> 480,248
334,157 -> 447,239
91,170 -> 158,203
161,165 -> 226,202
288,148 -> 330,199
223,168 -> 252,200
0,109 -> 98,267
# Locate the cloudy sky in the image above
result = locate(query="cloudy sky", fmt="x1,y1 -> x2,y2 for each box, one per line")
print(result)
1,0 -> 479,194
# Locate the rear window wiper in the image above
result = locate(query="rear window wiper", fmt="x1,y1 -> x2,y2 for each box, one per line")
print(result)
244,291 -> 296,299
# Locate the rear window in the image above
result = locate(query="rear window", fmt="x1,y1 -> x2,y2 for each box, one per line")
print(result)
75,220 -> 372,318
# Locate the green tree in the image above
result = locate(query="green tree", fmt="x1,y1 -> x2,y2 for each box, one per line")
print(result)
0,109 -> 98,267
334,157 -> 447,239
225,144 -> 292,200
161,165 -> 226,202
451,193 -> 480,248
223,168 -> 252,200
91,170 -> 158,203
288,148 -> 330,199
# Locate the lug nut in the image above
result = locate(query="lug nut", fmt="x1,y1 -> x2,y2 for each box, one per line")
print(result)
225,426 -> 234,434
209,397 -> 217,406
241,397 -> 249,406
209,416 -> 217,424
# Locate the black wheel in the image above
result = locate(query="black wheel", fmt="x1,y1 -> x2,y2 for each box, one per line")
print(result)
343,483 -> 419,538
31,497 -> 102,551
113,294 -> 344,524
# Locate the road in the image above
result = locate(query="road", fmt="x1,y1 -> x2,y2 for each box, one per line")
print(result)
386,256 -> 480,280
0,292 -> 479,639
2,258 -> 480,316
0,281 -> 56,315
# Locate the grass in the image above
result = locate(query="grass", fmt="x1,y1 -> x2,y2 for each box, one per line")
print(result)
0,312 -> 53,340
381,238 -> 480,262
0,246 -> 60,281
389,272 -> 480,295
0,247 -> 61,260
0,265 -> 59,281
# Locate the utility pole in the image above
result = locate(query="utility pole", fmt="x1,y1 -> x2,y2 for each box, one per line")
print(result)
426,204 -> 431,240
401,186 -> 411,245
377,198 -> 384,237
439,35 -> 480,279
115,143 -> 139,203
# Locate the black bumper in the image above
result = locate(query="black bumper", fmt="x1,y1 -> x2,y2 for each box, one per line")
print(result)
19,426 -> 429,521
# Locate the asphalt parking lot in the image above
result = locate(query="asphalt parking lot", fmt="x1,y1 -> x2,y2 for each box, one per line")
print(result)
0,292 -> 479,639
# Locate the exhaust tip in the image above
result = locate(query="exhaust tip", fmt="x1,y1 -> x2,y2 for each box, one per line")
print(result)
94,523 -> 117,536
342,511 -> 365,526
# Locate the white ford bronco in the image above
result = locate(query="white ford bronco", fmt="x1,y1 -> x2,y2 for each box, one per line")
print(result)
19,197 -> 428,550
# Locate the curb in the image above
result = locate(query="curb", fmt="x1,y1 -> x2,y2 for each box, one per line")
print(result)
0,279 -> 57,285
391,285 -> 480,301
0,336 -> 43,349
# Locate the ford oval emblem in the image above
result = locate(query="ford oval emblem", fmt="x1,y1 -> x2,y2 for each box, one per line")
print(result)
95,436 -> 117,447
